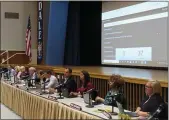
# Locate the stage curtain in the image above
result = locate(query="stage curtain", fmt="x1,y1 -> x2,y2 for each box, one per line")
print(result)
46,1 -> 68,66
64,2 -> 81,66
79,2 -> 102,66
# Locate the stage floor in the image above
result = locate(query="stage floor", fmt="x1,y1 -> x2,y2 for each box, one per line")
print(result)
54,66 -> 168,82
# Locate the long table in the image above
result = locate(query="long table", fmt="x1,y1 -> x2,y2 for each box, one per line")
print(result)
1,64 -> 168,111
1,81 -> 138,119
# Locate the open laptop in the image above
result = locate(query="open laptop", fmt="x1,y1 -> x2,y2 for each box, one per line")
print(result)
116,101 -> 138,117
62,88 -> 75,98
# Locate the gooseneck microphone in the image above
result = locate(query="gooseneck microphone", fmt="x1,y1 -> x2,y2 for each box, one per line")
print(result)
86,88 -> 95,93
56,83 -> 65,99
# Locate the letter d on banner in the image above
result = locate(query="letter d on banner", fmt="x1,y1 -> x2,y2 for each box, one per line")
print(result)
37,1 -> 43,64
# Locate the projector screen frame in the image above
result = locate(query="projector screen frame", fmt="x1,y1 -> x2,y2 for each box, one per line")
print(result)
101,63 -> 168,70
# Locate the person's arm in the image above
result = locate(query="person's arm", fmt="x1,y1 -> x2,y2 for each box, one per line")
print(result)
45,77 -> 57,89
70,87 -> 81,96
17,72 -> 21,79
45,78 -> 50,83
95,96 -> 105,103
137,111 -> 149,117
70,92 -> 79,96
49,88 -> 57,93
135,107 -> 141,113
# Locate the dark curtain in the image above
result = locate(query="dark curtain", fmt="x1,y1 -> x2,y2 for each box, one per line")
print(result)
64,2 -> 80,65
80,2 -> 102,66
64,1 -> 101,66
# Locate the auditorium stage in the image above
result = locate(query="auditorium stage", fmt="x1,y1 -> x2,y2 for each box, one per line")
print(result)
52,66 -> 168,82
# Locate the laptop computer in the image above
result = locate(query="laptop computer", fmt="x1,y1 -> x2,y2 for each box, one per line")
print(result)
62,88 -> 75,98
116,101 -> 138,117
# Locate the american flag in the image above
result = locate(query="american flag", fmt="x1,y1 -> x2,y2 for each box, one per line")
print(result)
25,16 -> 32,61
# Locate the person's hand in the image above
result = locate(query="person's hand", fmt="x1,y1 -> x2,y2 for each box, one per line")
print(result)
69,92 -> 74,96
136,111 -> 142,116
49,88 -> 56,94
136,111 -> 149,117
135,110 -> 140,114
70,92 -> 78,96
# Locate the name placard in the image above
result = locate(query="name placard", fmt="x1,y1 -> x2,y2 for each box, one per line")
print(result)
70,103 -> 82,111
37,1 -> 43,64
48,95 -> 58,101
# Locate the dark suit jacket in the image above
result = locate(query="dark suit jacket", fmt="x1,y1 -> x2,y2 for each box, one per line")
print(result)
59,76 -> 77,93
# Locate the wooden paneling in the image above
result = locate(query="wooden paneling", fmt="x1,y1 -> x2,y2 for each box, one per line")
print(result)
0,51 -> 29,64
0,50 -> 7,64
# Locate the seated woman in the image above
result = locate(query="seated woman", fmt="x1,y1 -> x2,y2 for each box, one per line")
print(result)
15,66 -> 21,80
20,66 -> 29,77
70,70 -> 94,97
135,80 -> 167,119
95,74 -> 126,108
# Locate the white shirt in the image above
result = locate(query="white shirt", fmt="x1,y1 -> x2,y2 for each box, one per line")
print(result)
64,78 -> 68,84
11,69 -> 15,76
45,75 -> 58,89
31,72 -> 36,79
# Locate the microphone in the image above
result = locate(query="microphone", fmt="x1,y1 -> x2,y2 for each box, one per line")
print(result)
107,93 -> 123,103
55,83 -> 64,89
42,77 -> 50,84
86,88 -> 95,93
34,78 -> 41,83
148,103 -> 165,120
43,77 -> 46,82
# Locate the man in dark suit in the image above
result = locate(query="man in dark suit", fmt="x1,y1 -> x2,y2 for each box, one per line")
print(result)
49,68 -> 77,93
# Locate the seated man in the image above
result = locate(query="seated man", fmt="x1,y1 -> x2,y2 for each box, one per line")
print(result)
44,71 -> 58,89
49,68 -> 77,94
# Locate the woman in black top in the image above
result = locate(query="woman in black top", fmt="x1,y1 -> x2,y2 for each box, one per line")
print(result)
135,80 -> 167,119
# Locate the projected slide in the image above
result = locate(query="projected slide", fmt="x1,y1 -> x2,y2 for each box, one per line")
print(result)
101,2 -> 168,67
